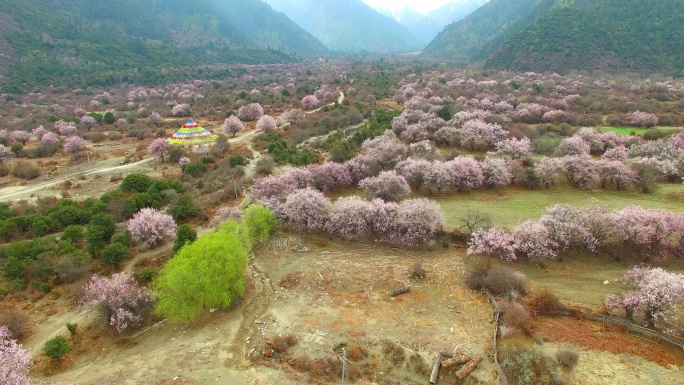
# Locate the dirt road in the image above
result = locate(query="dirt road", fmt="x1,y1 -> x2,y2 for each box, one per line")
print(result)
0,157 -> 154,203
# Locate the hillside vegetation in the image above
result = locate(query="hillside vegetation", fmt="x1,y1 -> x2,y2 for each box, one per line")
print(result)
485,1 -> 684,75
424,0 -> 684,76
422,0 -> 561,64
0,0 -> 326,92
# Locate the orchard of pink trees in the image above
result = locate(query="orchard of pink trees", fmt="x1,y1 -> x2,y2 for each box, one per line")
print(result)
2,59 -> 684,369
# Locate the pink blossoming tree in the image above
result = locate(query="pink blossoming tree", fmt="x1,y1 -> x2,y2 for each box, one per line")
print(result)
237,103 -> 264,121
256,115 -> 277,132
282,188 -> 331,233
359,170 -> 412,201
63,136 -> 86,159
127,208 -> 177,247
0,326 -> 31,385
80,273 -> 153,333
300,95 -> 319,110
55,120 -> 77,136
148,138 -> 169,162
222,115 -> 244,137
605,266 -> 684,330
467,227 -> 517,261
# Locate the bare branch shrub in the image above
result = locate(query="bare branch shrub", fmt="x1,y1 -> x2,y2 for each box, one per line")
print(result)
0,306 -> 29,339
556,349 -> 579,371
531,288 -> 563,316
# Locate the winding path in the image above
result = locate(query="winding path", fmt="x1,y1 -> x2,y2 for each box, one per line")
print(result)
0,157 -> 154,203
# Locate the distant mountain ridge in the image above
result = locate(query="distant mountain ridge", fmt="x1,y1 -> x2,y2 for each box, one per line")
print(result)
422,0 -> 561,63
369,0 -> 488,44
0,0 -> 327,91
266,0 -> 420,53
424,0 -> 684,75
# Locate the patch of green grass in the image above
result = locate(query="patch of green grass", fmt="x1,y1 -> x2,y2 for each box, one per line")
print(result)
437,184 -> 684,230
600,126 -> 683,136
511,252 -> 684,309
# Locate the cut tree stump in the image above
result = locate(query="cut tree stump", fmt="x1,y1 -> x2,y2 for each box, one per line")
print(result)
390,286 -> 411,297
456,356 -> 482,379
429,354 -> 442,384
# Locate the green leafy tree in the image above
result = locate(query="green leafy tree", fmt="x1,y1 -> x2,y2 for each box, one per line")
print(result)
61,225 -> 84,245
242,205 -> 278,245
229,155 -> 245,167
101,242 -> 129,267
112,230 -> 132,247
3,256 -> 25,280
103,112 -> 115,125
183,161 -> 207,177
120,174 -> 152,193
173,224 -> 197,252
437,105 -> 452,121
43,336 -> 69,360
86,214 -> 116,256
167,194 -> 199,222
152,224 -> 249,322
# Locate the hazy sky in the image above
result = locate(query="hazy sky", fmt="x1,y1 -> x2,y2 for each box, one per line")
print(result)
362,0 -> 456,14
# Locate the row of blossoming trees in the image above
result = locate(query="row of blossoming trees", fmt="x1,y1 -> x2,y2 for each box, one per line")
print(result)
388,105 -> 683,190
466,204 -> 684,333
468,205 -> 684,261
247,106 -> 684,247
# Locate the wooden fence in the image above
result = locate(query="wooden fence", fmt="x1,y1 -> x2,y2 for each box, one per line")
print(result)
580,311 -> 684,350
481,289 -> 684,385
484,289 -> 508,385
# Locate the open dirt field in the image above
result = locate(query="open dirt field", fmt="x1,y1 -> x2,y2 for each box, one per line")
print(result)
24,234 -> 684,385
32,234 -> 497,384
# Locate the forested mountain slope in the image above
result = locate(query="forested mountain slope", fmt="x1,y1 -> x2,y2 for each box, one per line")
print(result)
422,0 -> 560,63
0,0 -> 327,91
424,0 -> 684,76
485,1 -> 684,75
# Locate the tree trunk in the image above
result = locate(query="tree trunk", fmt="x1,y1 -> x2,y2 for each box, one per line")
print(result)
441,345 -> 472,369
441,355 -> 471,369
645,309 -> 656,329
626,307 -> 634,322
456,356 -> 482,379
429,354 -> 442,384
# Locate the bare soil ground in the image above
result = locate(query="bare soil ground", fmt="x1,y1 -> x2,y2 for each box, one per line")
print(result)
19,235 -> 684,384
31,234 -> 496,384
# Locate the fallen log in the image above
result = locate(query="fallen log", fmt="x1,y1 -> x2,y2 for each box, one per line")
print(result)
441,354 -> 472,369
456,356 -> 482,379
429,354 -> 442,384
390,286 -> 411,297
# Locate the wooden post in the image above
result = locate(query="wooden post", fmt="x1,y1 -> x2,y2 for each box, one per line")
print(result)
341,348 -> 346,385
429,354 -> 442,384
